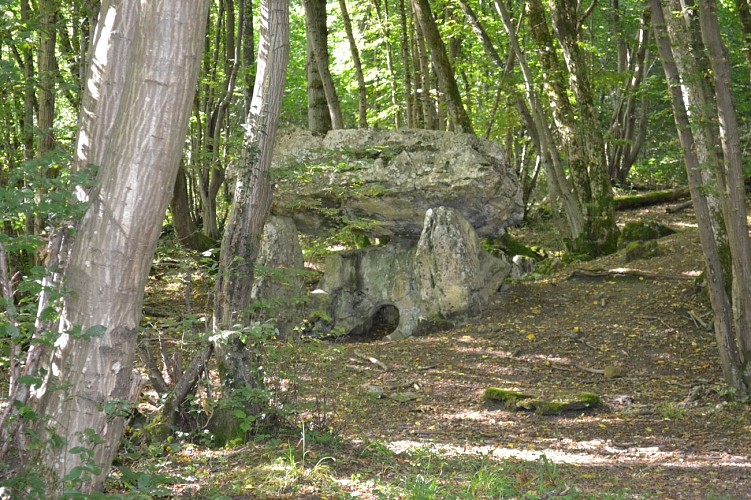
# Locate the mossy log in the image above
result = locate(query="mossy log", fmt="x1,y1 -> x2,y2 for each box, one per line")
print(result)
484,387 -> 601,415
613,187 -> 689,210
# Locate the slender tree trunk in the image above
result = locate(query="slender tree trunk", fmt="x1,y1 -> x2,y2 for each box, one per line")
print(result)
339,0 -> 368,128
303,0 -> 343,129
410,0 -> 473,134
524,0 -> 617,255
495,0 -> 584,238
3,2 -> 209,495
398,0 -> 415,127
37,0 -> 58,158
607,5 -> 650,185
651,0 -> 749,395
372,0 -> 402,127
696,0 -> 751,366
242,0 -> 256,115
413,16 -> 436,129
214,0 -> 289,399
734,0 -> 751,78
306,33 -> 332,133
171,163 -> 214,251
20,0 -> 35,163
548,0 -> 618,254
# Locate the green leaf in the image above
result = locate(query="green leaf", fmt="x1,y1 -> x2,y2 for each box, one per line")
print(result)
17,375 -> 42,387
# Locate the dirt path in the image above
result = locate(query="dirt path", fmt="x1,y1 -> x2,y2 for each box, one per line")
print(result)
274,210 -> 751,498
131,204 -> 751,498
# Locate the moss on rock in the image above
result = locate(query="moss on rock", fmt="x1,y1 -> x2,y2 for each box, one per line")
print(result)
619,221 -> 675,248
624,240 -> 660,262
484,388 -> 601,415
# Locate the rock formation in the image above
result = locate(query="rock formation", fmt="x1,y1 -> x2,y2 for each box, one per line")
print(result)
271,128 -> 523,239
250,129 -> 525,340
317,207 -> 511,340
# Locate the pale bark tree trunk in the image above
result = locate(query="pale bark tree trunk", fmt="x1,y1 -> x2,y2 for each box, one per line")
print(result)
607,3 -> 650,185
495,0 -> 584,239
213,0 -> 289,400
410,0 -> 474,134
413,16 -> 436,129
339,0 -> 368,128
306,32 -> 332,133
696,0 -> 751,375
372,0 -> 402,127
303,0 -> 343,129
398,0 -> 415,127
651,0 -> 751,395
3,1 -> 209,495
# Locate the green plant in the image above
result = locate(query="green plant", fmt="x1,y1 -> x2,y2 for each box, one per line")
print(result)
116,467 -> 177,498
659,402 -> 686,420
268,424 -> 336,494
403,474 -> 442,499
462,459 -> 515,498
63,428 -> 106,494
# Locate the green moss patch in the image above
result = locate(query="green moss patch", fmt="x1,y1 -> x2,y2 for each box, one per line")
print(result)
484,388 -> 601,415
619,221 -> 675,248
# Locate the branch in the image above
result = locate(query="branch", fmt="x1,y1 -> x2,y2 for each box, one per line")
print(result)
579,0 -> 598,29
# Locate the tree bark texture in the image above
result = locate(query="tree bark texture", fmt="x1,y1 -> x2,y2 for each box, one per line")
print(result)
8,1 -> 209,494
37,0 -> 58,158
339,0 -> 368,128
651,0 -> 748,395
303,0 -> 343,129
410,0 -> 474,134
213,0 -> 289,391
525,0 -> 618,256
495,0 -> 584,239
398,0 -> 415,127
696,0 -> 751,370
171,163 -> 215,251
306,32 -> 332,133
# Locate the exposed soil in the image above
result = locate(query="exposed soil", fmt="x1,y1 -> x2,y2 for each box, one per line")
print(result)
130,202 -> 751,499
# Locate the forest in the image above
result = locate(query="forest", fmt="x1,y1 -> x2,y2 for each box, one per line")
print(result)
1,0 -> 751,497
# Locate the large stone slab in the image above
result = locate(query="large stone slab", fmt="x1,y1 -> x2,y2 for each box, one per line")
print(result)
271,128 -> 523,239
316,207 -> 512,340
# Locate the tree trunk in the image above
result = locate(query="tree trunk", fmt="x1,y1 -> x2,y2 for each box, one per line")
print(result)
413,15 -> 436,129
213,0 -> 289,403
398,0 -> 415,127
303,0 -> 343,129
242,0 -> 256,115
20,0 -> 35,163
495,0 -> 584,239
607,4 -> 650,185
4,1 -> 209,495
339,0 -> 368,128
37,0 -> 58,159
734,0 -> 751,78
171,163 -> 215,251
306,32 -> 332,133
410,0 -> 474,134
372,0 -> 402,127
696,0 -> 751,372
554,15 -> 619,252
525,0 -> 618,256
651,0 -> 748,395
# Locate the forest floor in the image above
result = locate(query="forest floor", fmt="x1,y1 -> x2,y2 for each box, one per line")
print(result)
116,201 -> 751,499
